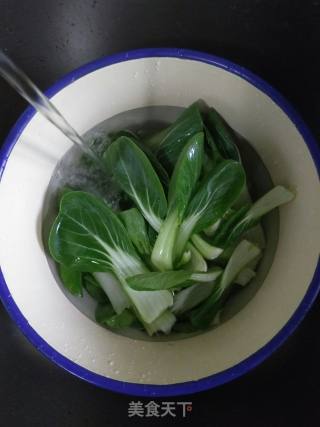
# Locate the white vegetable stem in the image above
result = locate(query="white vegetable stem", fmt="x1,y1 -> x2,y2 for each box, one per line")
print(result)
185,243 -> 208,272
246,185 -> 294,221
191,267 -> 222,283
151,211 -> 179,271
234,267 -> 256,286
204,219 -> 221,236
93,272 -> 130,314
220,240 -> 261,292
172,282 -> 214,315
144,310 -> 176,335
191,234 -> 223,260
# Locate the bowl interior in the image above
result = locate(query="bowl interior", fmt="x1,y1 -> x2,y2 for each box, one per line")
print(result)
0,54 -> 319,389
42,105 -> 279,341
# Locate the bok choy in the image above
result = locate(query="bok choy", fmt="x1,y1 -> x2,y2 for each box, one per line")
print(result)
48,100 -> 294,337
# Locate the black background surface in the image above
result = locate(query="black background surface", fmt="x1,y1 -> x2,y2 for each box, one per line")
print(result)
0,1 -> 319,426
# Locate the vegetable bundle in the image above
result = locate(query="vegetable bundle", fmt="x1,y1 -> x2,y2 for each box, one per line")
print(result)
49,101 -> 294,335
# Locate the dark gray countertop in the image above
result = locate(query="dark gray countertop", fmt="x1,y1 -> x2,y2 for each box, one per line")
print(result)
1,1 -> 320,426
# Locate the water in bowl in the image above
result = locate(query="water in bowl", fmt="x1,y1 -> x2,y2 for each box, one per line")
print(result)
42,106 -> 279,341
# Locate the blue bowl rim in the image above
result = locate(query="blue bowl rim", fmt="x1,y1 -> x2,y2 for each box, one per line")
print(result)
0,48 -> 319,397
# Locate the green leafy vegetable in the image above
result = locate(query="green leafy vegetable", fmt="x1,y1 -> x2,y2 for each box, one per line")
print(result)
190,234 -> 223,260
48,100 -> 295,337
190,267 -> 222,283
144,310 -> 176,335
176,250 -> 192,267
220,186 -> 294,248
127,270 -> 192,291
110,130 -> 170,187
175,160 -> 246,257
203,219 -> 222,236
59,264 -> 82,296
127,267 -> 222,291
220,240 -> 261,289
212,205 -> 250,247
204,125 -> 223,167
184,243 -> 208,272
49,191 -> 141,273
172,282 -> 215,315
119,208 -> 151,256
148,102 -> 203,170
83,273 -> 108,303
234,267 -> 256,286
167,132 -> 204,218
49,191 -> 173,324
93,272 -> 131,314
95,303 -> 135,329
151,132 -> 204,270
205,107 -> 240,161
191,240 -> 261,328
103,136 -> 167,231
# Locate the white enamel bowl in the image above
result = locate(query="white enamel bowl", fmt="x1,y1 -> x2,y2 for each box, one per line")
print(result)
0,49 -> 319,396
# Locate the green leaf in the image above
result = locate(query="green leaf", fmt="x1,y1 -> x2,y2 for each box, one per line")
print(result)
188,161 -> 246,232
103,136 -> 167,231
83,273 -> 108,303
212,205 -> 250,247
136,142 -> 170,189
202,152 -> 215,175
204,125 -> 223,167
149,102 -> 203,169
167,132 -> 204,219
59,264 -> 83,296
190,284 -> 224,329
204,208 -> 234,237
127,267 -> 222,291
119,208 -> 151,256
147,224 -> 157,247
222,186 -> 294,248
95,303 -> 115,323
127,270 -> 192,291
58,186 -> 75,201
172,282 -> 215,315
49,191 -> 141,274
110,130 -> 169,187
151,132 -> 204,271
48,191 -> 172,324
175,160 -> 246,257
191,240 -> 261,328
205,108 -> 240,161
95,304 -> 135,329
